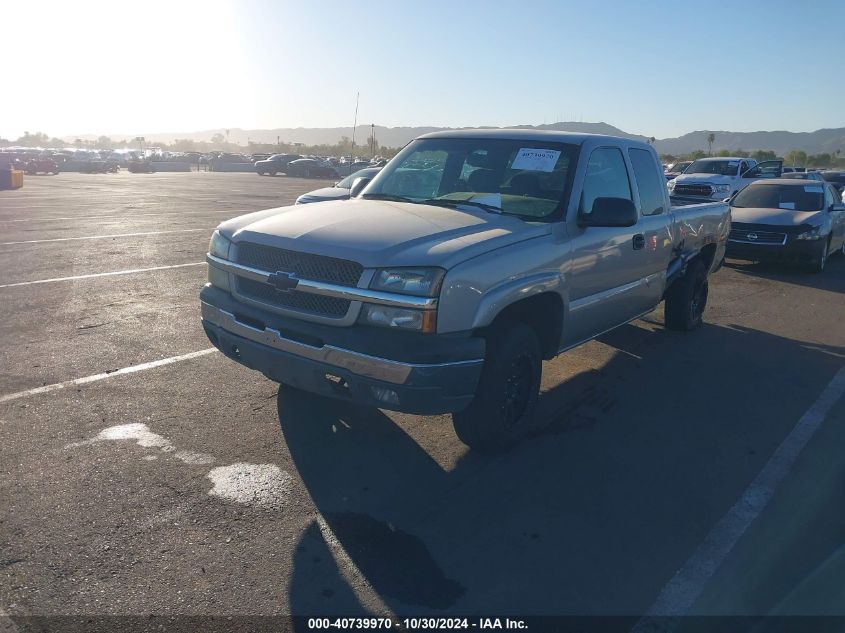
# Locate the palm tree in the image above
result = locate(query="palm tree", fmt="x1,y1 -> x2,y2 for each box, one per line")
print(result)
706,133 -> 716,156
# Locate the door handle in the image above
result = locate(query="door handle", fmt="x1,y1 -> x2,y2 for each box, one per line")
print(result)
633,234 -> 645,250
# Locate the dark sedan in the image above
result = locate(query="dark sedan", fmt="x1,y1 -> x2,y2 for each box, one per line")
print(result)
664,160 -> 692,180
285,158 -> 338,179
254,154 -> 302,176
295,167 -> 382,204
780,171 -> 825,182
727,179 -> 845,272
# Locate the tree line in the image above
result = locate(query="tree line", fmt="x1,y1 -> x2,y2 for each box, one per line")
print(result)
660,148 -> 844,168
657,131 -> 844,168
4,130 -> 843,168
0,131 -> 401,159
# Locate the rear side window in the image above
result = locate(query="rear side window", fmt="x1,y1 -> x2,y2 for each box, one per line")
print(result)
628,148 -> 665,216
579,147 -> 632,215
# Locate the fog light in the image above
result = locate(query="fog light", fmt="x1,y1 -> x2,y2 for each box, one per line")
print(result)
208,264 -> 231,290
370,386 -> 400,406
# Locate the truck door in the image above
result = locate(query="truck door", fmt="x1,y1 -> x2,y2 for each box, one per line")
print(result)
628,147 -> 674,308
739,160 -> 783,193
563,146 -> 657,346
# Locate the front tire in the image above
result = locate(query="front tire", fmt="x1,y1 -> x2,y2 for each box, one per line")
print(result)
664,259 -> 708,331
809,239 -> 828,273
451,322 -> 542,452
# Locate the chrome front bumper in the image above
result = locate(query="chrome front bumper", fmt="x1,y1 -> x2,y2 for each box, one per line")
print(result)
201,301 -> 482,386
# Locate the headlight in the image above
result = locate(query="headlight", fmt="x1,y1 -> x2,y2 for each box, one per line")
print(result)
795,226 -> 823,240
667,180 -> 676,190
712,184 -> 731,194
369,267 -> 445,297
209,230 -> 232,260
359,304 -> 437,333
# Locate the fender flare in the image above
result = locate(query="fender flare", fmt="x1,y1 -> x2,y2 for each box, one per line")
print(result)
470,271 -> 566,330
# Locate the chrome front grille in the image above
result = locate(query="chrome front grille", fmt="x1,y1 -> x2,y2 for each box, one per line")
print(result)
236,277 -> 351,318
233,243 -> 363,319
728,229 -> 786,245
236,243 -> 362,287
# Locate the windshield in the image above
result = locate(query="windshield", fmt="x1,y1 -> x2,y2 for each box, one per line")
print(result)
732,184 -> 825,211
362,138 -> 578,220
337,168 -> 379,189
686,160 -> 740,176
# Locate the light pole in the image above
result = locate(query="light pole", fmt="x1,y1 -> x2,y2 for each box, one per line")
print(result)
371,123 -> 375,158
350,92 -> 359,161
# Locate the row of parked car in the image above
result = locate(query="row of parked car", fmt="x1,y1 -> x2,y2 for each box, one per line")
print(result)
663,157 -> 845,272
664,157 -> 845,200
254,154 -> 386,179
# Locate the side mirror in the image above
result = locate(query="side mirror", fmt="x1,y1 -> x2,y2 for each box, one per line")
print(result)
578,197 -> 638,227
830,203 -> 845,212
349,177 -> 372,198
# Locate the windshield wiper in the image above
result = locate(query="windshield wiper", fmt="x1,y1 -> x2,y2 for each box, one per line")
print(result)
421,198 -> 502,214
361,193 -> 417,203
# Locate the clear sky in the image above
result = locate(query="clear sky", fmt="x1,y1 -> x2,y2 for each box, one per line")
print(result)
4,0 -> 845,140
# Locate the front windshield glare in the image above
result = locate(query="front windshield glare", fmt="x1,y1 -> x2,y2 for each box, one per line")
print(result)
362,138 -> 578,220
686,160 -> 740,176
732,184 -> 824,211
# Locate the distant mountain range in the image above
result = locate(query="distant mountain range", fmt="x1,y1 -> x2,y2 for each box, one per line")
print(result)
71,122 -> 845,156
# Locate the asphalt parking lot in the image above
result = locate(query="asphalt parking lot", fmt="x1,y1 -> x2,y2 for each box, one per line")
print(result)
1,172 -> 844,627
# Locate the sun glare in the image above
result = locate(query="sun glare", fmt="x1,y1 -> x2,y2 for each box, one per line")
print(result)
5,0 -> 253,140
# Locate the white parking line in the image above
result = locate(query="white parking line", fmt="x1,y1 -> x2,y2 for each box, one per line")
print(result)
0,262 -> 204,288
0,228 -> 207,246
0,348 -> 217,405
637,364 -> 845,622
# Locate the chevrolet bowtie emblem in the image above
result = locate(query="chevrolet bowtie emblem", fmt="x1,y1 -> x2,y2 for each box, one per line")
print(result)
267,271 -> 299,292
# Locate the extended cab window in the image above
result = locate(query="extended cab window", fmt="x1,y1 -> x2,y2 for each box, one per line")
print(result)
628,148 -> 665,216
579,147 -> 632,216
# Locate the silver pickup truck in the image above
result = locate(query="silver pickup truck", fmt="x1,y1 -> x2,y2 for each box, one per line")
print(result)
201,130 -> 729,450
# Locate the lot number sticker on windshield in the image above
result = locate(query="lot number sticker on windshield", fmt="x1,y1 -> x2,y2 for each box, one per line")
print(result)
804,185 -> 823,193
512,148 -> 561,172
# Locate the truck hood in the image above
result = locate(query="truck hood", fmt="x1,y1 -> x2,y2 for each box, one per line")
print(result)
217,198 -> 551,269
295,186 -> 350,204
675,173 -> 737,185
731,207 -> 824,227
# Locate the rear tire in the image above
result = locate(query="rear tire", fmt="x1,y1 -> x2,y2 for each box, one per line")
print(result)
451,322 -> 542,452
664,259 -> 708,331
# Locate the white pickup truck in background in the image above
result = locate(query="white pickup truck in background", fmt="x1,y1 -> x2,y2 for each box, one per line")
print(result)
668,156 -> 784,201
